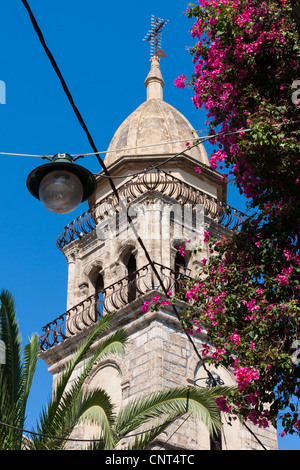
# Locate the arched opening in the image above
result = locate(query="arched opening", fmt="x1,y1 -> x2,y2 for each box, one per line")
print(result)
95,273 -> 104,296
210,428 -> 222,450
81,362 -> 122,449
94,271 -> 104,317
208,371 -> 223,450
127,253 -> 137,303
174,249 -> 187,294
193,365 -> 224,450
120,246 -> 137,304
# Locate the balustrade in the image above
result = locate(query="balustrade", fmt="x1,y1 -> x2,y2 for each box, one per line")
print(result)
56,169 -> 246,250
39,262 -> 189,351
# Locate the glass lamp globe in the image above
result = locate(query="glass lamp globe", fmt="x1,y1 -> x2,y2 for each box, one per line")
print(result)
38,169 -> 84,214
27,153 -> 97,215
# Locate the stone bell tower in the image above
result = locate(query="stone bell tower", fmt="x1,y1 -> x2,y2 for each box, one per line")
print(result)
39,55 -> 278,450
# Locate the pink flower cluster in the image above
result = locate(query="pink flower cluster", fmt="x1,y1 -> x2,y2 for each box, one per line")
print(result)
174,75 -> 187,89
276,266 -> 294,286
216,391 -> 271,429
203,231 -> 211,243
140,292 -> 172,313
230,333 -> 240,346
234,366 -> 260,391
178,245 -> 186,257
216,395 -> 232,413
245,408 -> 271,429
177,0 -> 300,215
141,300 -> 150,313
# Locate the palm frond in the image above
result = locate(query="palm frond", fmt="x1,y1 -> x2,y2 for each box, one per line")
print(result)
0,366 -> 17,449
38,314 -> 115,432
0,289 -> 31,449
76,388 -> 117,450
52,313 -> 118,405
18,334 -> 39,420
31,316 -> 127,449
125,411 -> 185,451
116,386 -> 234,440
51,326 -> 127,423
0,290 -> 22,408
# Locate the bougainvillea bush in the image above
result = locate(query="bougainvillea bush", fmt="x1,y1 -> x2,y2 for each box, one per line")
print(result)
172,0 -> 300,436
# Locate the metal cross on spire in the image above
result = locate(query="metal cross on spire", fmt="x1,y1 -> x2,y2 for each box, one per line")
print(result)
143,15 -> 169,58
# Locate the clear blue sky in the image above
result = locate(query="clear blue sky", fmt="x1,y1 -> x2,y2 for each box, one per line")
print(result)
0,0 -> 298,450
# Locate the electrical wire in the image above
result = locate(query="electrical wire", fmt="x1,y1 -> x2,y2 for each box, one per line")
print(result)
95,138 -> 208,179
72,134 -> 207,157
0,412 -> 187,445
0,136 -> 204,159
1,117 -> 298,179
0,420 -> 103,443
0,402 -> 267,449
0,151 -> 50,158
156,414 -> 192,450
0,382 -> 192,444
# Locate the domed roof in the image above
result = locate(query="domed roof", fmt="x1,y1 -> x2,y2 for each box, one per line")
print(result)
104,56 -> 208,167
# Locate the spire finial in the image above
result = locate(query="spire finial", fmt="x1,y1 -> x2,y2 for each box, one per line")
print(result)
143,15 -> 169,58
144,55 -> 164,100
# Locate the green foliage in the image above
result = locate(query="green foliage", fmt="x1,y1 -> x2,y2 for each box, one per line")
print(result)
0,289 -> 38,450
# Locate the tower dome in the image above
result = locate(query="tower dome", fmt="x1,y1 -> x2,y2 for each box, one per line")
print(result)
104,56 -> 208,167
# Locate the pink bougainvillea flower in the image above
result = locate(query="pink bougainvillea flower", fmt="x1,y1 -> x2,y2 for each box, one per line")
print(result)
174,74 -> 187,89
230,333 -> 241,345
203,231 -> 211,243
141,300 -> 150,313
178,245 -> 186,257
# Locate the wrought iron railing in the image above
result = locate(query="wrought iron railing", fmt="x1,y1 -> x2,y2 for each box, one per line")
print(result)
39,262 -> 189,351
56,169 -> 246,250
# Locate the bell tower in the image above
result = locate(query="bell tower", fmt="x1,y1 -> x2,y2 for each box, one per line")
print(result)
39,52 -> 278,450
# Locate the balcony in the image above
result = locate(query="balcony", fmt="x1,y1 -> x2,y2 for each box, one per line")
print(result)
56,169 -> 246,250
39,262 -> 190,351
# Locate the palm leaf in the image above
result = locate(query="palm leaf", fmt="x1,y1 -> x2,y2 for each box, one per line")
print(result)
126,411 -> 184,451
50,325 -> 127,426
115,386 -> 234,442
52,313 -> 119,406
0,290 -> 22,410
0,366 -> 16,449
76,388 -> 117,450
0,290 -> 37,449
36,315 -> 115,433
18,334 -> 39,420
31,315 -> 127,449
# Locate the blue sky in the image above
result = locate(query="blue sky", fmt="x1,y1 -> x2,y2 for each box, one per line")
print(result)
0,0 -> 298,450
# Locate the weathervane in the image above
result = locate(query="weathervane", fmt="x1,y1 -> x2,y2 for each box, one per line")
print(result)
143,15 -> 169,58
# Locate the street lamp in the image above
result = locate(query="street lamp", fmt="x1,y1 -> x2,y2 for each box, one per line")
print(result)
27,153 -> 97,214
205,371 -> 224,388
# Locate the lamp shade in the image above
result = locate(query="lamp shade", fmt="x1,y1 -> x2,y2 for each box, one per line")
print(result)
27,153 -> 97,214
